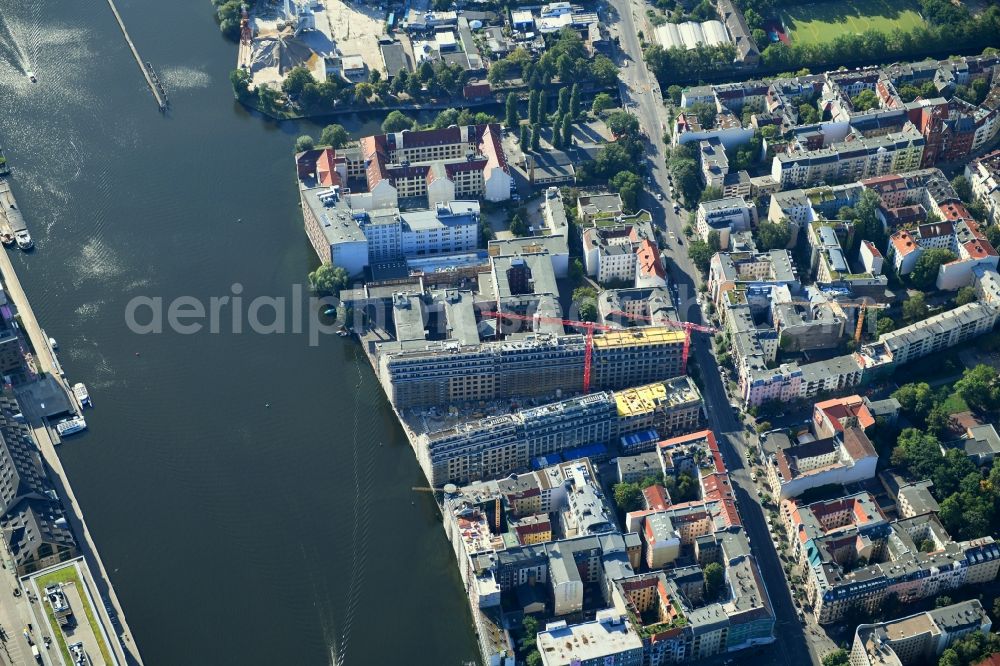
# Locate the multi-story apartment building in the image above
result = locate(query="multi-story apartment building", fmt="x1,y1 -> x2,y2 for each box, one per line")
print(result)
416,375 -> 698,486
360,124 -> 512,204
850,600 -> 992,666
0,396 -> 78,576
300,184 -> 482,275
871,301 -> 1000,365
766,425 -> 877,499
887,216 -> 998,290
782,493 -> 1000,624
966,149 -> 1000,227
537,612 -> 644,666
771,128 -> 925,189
707,250 -> 799,308
696,197 -> 755,248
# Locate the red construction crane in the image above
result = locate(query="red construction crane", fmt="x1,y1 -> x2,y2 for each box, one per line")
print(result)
480,311 -> 615,394
606,310 -> 718,373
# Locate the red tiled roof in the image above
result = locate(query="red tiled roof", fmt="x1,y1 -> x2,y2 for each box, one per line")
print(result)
963,239 -> 998,259
643,485 -> 670,511
938,201 -> 973,222
917,221 -> 954,238
890,230 -> 919,256
637,239 -> 665,279
814,395 -> 875,432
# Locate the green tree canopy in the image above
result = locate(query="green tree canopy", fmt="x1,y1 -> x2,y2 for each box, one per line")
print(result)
509,214 -> 528,237
592,93 -> 615,114
610,171 -> 643,212
755,220 -> 792,251
822,649 -> 849,666
613,482 -> 643,512
308,262 -> 349,295
688,239 -> 713,273
902,292 -> 929,322
606,111 -> 640,138
294,135 -> 315,153
381,110 -> 416,133
910,248 -> 956,290
851,89 -> 879,111
282,66 -> 316,96
703,562 -> 724,599
505,92 -> 519,130
319,124 -> 350,148
955,364 -> 1000,413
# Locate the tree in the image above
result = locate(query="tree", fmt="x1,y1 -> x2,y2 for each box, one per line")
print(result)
531,123 -> 541,151
610,171 -> 643,212
688,240 -> 713,273
667,84 -> 683,105
852,89 -> 880,111
573,286 -> 597,303
589,55 -> 619,86
281,66 -> 315,97
561,113 -> 573,148
569,258 -> 584,283
613,482 -> 643,512
700,186 -> 722,203
579,301 -> 598,322
892,382 -> 936,422
229,68 -> 252,100
308,262 -> 349,295
688,102 -> 716,130
910,248 -> 956,290
294,135 -> 315,153
955,364 -> 1000,412
821,649 -> 849,666
382,110 -> 415,133
876,316 -> 895,337
505,93 -> 519,131
951,175 -> 973,203
525,653 -> 542,666
537,89 -> 547,122
956,286 -> 977,305
592,93 -> 615,114
756,220 -> 792,251
569,84 -> 580,118
319,124 -> 350,149
707,230 -> 722,253
509,214 -> 528,237
606,111 -> 640,138
798,103 -> 820,124
558,87 -> 570,118
520,124 -> 531,148
902,292 -> 929,322
551,114 -> 564,149
704,562 -> 724,599
528,89 -> 540,125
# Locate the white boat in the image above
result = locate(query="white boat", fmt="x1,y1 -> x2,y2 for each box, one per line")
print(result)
55,416 -> 86,437
49,337 -> 57,350
26,71 -> 36,83
72,383 -> 91,407
14,231 -> 32,250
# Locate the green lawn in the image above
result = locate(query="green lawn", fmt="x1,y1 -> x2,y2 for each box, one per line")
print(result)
940,388 -> 969,415
780,0 -> 927,47
34,565 -> 114,666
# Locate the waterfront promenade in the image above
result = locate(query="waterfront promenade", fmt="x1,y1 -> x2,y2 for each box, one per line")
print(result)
0,243 -> 144,665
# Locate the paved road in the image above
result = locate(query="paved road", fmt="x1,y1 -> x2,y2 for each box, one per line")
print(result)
603,4 -> 827,663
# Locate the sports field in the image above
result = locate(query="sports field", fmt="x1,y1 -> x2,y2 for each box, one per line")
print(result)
780,0 -> 927,47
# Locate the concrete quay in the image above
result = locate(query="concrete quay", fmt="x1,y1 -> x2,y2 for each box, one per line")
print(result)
0,232 -> 144,665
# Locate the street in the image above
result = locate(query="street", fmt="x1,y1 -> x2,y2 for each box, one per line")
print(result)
602,2 -> 826,662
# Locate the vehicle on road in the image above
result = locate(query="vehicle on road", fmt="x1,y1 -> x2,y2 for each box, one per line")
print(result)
657,193 -> 663,201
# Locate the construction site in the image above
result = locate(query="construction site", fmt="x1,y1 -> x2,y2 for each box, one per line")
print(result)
237,0 -> 386,90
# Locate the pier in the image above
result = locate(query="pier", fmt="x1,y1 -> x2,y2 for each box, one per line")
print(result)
103,0 -> 168,111
0,207 -> 145,664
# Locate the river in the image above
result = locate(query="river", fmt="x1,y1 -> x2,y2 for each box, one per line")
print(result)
0,0 -> 478,663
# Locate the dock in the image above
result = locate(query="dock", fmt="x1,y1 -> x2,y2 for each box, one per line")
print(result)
0,222 -> 145,665
103,0 -> 168,111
